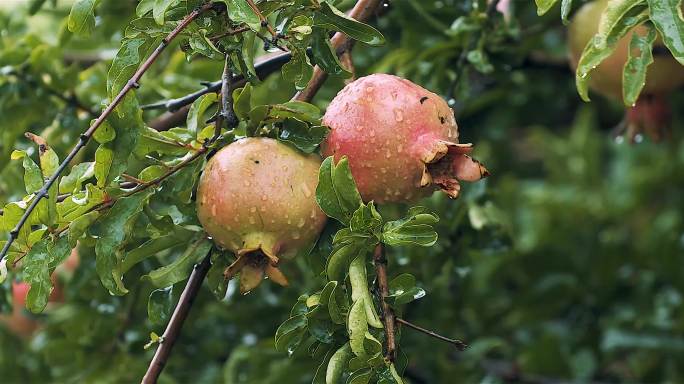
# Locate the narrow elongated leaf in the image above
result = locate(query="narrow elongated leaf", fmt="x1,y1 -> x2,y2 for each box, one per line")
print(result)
218,0 -> 261,30
647,0 -> 684,65
535,0 -> 559,15
23,236 -> 70,313
68,0 -> 101,36
275,314 -> 307,352
121,229 -> 193,273
623,23 -> 657,106
143,236 -> 212,288
152,0 -> 180,25
326,343 -> 352,384
186,93 -> 217,135
315,3 -> 385,46
311,27 -> 351,77
576,3 -> 649,101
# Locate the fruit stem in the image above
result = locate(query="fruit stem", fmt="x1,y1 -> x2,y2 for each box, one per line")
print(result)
373,243 -> 397,361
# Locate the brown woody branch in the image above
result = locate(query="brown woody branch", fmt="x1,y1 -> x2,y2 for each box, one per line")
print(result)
374,243 -> 397,361
0,2 -> 214,263
141,253 -> 212,384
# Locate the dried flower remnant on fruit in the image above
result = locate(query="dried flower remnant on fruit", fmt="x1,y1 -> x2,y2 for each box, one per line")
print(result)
196,138 -> 327,293
322,74 -> 488,203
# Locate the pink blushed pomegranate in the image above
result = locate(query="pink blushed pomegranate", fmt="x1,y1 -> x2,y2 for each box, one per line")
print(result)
197,138 -> 327,293
321,74 -> 488,203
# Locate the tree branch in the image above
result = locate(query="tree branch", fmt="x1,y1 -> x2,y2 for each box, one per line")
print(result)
396,318 -> 467,351
374,243 -> 397,361
292,0 -> 384,102
141,253 -> 212,384
0,2 -> 213,263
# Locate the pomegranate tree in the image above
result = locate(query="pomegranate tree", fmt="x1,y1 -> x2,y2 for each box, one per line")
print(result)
568,0 -> 684,141
321,74 -> 488,203
197,138 -> 327,293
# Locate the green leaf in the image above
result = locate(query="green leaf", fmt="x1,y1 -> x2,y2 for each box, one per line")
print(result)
207,251 -> 231,300
217,0 -> 261,30
121,229 -> 194,273
232,83 -> 252,121
561,0 -> 573,24
326,343 -> 352,384
347,298 -> 368,356
387,273 -> 426,306
377,364 -> 405,384
347,368 -> 373,384
282,48 -> 314,90
68,0 -> 101,37
311,27 -> 351,78
148,286 -> 173,326
278,119 -> 328,154
186,93 -> 217,135
96,93 -> 144,187
28,0 -> 49,15
575,1 -> 648,101
623,22 -> 657,106
535,0 -> 559,16
275,314 -> 308,352
23,236 -> 70,313
11,150 -> 43,195
153,0 -> 180,25
143,236 -> 212,288
107,35 -> 159,99
646,0 -> 684,65
326,242 -> 363,282
382,207 -> 439,247
90,190 -> 153,295
349,203 -> 383,235
315,3 -> 385,46
59,162 -> 94,194
349,254 -> 383,328
316,156 -> 363,225
68,211 -> 100,247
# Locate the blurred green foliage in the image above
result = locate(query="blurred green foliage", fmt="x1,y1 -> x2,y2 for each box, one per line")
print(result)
1,0 -> 684,383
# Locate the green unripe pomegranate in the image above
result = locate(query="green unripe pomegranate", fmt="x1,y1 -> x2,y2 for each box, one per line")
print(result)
197,138 -> 327,292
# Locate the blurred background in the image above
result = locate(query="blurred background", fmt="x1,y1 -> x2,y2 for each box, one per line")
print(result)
1,0 -> 683,382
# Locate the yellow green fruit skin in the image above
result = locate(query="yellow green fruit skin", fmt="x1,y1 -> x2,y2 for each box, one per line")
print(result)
196,138 -> 327,260
568,0 -> 684,99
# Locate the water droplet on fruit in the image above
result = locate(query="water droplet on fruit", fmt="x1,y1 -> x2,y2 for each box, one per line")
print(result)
249,216 -> 256,224
211,205 -> 217,216
393,109 -> 403,122
297,218 -> 305,228
261,195 -> 268,201
244,180 -> 251,187
250,207 -> 257,213
292,232 -> 301,240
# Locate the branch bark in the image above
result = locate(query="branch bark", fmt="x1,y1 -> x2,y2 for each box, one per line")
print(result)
141,253 -> 212,384
0,2 -> 213,263
292,0 -> 384,102
373,243 -> 397,361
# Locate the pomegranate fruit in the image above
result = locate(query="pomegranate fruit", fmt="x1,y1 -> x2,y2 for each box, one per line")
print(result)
321,74 -> 488,203
197,138 -> 327,293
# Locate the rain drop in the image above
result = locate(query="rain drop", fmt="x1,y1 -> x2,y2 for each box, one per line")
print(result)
393,109 -> 404,122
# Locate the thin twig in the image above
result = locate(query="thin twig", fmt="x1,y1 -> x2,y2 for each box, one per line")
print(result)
0,2 -> 213,262
374,244 -> 397,361
142,51 -> 293,113
245,0 -> 278,39
396,318 -> 468,351
141,253 -> 212,384
292,0 -> 384,102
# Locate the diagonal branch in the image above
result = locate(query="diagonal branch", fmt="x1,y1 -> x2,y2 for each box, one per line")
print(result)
292,0 -> 384,102
141,253 -> 212,384
0,2 -> 214,262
